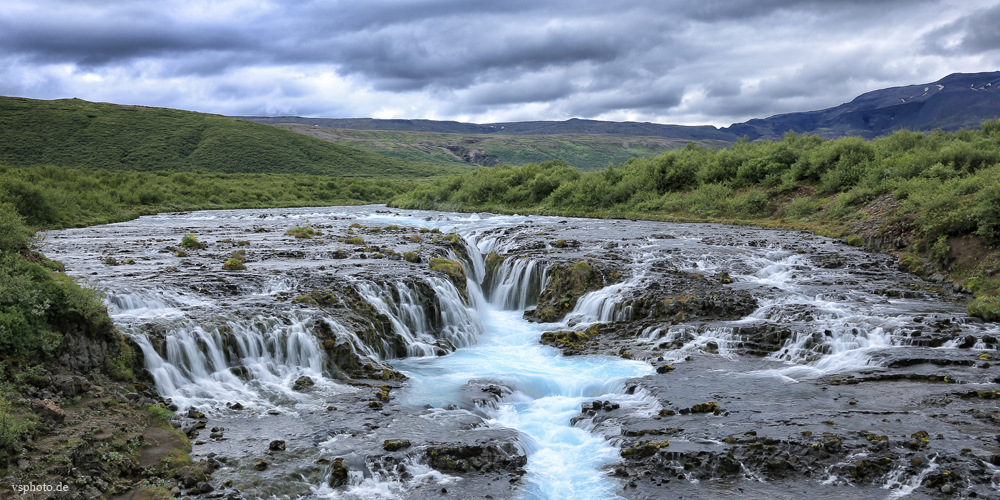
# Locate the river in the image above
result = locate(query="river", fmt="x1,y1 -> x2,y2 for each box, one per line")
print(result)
42,205 -> 1000,500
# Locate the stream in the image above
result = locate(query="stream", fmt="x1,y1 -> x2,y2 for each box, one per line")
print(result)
42,205 -> 1000,500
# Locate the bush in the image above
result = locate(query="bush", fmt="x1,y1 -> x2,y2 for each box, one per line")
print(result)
967,295 -> 1000,322
146,403 -> 175,422
0,395 -> 29,467
403,252 -> 420,263
784,196 -> 820,219
974,184 -> 1000,245
222,250 -> 247,271
728,189 -> 770,216
105,348 -> 135,381
180,234 -> 206,249
0,202 -> 30,253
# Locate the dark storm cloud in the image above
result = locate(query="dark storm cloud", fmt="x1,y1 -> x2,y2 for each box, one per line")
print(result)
0,7 -> 248,66
0,0 -> 993,124
922,4 -> 1000,55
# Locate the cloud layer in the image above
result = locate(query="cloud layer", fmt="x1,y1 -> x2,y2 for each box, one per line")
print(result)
1,0 -> 998,126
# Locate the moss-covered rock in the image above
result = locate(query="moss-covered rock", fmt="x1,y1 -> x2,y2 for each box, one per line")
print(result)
527,260 -> 620,323
429,257 -> 468,301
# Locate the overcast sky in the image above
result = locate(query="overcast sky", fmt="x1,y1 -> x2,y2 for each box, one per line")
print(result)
2,0 -> 998,127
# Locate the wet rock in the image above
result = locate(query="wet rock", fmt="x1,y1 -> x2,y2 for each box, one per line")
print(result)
293,376 -> 315,390
526,260 -> 622,323
254,460 -> 268,471
620,440 -> 669,458
329,458 -> 349,487
268,440 -> 285,451
383,439 -> 411,451
426,439 -> 527,474
177,466 -> 208,488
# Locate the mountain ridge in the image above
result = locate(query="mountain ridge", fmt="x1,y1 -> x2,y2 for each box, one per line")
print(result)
239,71 -> 1000,143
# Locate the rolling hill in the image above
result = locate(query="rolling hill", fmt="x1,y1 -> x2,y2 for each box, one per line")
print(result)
0,97 -> 471,179
266,124 -> 733,172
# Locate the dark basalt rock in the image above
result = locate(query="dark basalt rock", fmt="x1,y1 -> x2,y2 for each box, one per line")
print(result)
426,439 -> 527,474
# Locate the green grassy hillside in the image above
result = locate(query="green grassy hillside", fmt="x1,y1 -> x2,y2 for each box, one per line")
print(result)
0,97 -> 472,179
272,124 -> 731,171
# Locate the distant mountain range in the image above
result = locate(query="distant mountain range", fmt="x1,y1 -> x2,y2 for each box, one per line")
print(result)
726,71 -> 1000,140
239,71 -> 1000,142
237,116 -> 739,141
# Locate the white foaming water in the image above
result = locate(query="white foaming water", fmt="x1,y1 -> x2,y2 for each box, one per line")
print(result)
129,313 -> 356,411
107,288 -> 211,318
395,306 -> 654,500
487,257 -> 548,311
353,278 -> 482,357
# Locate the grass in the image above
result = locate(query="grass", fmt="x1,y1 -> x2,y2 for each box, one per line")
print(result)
276,124 -> 731,172
0,96 -> 474,179
285,226 -> 317,238
0,164 -> 417,228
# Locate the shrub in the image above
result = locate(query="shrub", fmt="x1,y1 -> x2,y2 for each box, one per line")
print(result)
146,403 -> 175,423
974,184 -> 1000,245
0,202 -> 30,253
222,250 -> 246,270
403,252 -> 420,263
105,344 -> 135,381
784,196 -> 820,220
180,234 -> 205,249
0,395 -> 29,467
728,189 -> 770,216
967,295 -> 1000,322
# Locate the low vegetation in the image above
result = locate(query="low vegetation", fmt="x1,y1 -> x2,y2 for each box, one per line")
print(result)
285,226 -> 317,238
0,201 -> 115,466
0,164 -> 412,228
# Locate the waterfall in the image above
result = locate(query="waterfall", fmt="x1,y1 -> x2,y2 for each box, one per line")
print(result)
353,278 -> 483,357
128,312 -> 350,411
486,257 -> 548,311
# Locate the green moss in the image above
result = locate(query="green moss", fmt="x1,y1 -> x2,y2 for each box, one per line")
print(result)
180,234 -> 205,249
403,251 -> 420,263
429,258 -> 468,300
285,226 -> 317,238
106,347 -> 135,381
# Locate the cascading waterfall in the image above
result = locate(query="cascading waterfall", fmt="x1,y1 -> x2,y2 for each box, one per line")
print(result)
353,278 -> 482,357
486,257 -> 548,311
387,227 -> 656,500
128,313 -> 345,411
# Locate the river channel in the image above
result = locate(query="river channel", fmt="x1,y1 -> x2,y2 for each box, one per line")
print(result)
42,206 -> 1000,500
